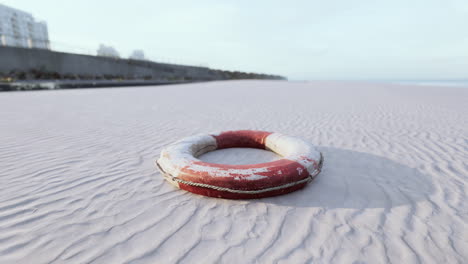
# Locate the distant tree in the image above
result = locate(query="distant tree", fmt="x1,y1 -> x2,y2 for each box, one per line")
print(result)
129,50 -> 145,60
97,44 -> 120,58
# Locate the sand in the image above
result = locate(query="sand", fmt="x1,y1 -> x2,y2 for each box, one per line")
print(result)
0,80 -> 467,263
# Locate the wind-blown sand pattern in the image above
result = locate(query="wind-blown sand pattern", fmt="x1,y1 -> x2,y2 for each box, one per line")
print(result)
0,81 -> 467,264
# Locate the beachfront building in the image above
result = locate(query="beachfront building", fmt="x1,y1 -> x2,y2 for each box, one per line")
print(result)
97,44 -> 120,58
129,50 -> 145,60
0,4 -> 50,49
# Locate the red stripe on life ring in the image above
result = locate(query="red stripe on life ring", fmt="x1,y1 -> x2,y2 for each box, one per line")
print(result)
178,181 -> 308,199
178,159 -> 309,190
212,130 -> 272,149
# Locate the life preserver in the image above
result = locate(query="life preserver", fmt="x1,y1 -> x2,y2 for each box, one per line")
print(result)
156,130 -> 323,199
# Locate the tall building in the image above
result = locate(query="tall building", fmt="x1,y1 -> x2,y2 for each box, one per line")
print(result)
0,4 -> 50,49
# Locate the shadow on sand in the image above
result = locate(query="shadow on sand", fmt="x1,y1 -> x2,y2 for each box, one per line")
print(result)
258,147 -> 434,209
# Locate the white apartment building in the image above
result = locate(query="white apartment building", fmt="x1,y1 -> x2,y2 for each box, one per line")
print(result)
0,4 -> 49,49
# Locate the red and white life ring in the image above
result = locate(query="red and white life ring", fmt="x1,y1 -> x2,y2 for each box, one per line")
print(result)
156,130 -> 323,199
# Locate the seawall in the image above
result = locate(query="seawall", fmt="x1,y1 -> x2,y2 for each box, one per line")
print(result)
0,46 -> 284,82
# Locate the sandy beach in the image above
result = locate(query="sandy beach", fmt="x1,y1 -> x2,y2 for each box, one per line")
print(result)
0,80 -> 467,263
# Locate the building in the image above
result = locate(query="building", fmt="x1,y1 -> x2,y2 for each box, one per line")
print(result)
129,50 -> 145,60
97,44 -> 120,58
0,4 -> 50,49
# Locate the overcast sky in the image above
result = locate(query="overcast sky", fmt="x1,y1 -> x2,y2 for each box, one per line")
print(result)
2,0 -> 468,80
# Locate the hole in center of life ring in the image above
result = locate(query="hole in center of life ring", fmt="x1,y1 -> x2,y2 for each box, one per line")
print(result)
198,147 -> 281,165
